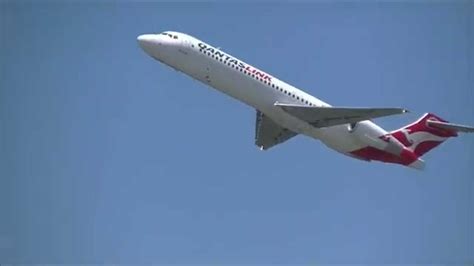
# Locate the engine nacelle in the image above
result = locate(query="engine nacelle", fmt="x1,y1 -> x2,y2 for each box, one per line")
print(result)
347,121 -> 404,155
347,122 -> 358,133
347,122 -> 368,142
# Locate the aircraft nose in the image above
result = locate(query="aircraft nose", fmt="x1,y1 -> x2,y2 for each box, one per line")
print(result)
137,34 -> 156,47
137,34 -> 162,57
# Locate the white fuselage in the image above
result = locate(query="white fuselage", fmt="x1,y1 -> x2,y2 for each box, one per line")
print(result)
138,32 -> 390,156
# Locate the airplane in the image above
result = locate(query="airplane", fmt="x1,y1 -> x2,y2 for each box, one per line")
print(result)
137,31 -> 474,170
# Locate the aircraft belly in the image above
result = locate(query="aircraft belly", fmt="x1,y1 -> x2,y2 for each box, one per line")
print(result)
314,121 -> 388,153
174,52 -> 208,83
316,126 -> 365,152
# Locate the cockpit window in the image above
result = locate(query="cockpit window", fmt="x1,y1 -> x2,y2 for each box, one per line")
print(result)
160,32 -> 178,39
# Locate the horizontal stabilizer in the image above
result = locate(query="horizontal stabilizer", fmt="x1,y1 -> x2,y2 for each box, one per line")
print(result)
275,102 -> 408,128
427,120 -> 474,133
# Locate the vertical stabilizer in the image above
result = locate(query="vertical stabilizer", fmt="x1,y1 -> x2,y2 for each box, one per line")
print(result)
389,113 -> 458,157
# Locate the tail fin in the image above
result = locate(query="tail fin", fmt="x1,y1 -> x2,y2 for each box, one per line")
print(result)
388,113 -> 458,157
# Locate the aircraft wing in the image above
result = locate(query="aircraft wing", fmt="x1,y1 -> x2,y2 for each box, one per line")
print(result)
255,110 -> 297,150
275,103 -> 408,128
427,120 -> 474,133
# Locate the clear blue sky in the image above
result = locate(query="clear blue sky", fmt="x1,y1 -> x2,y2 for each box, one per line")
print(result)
1,2 -> 473,264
